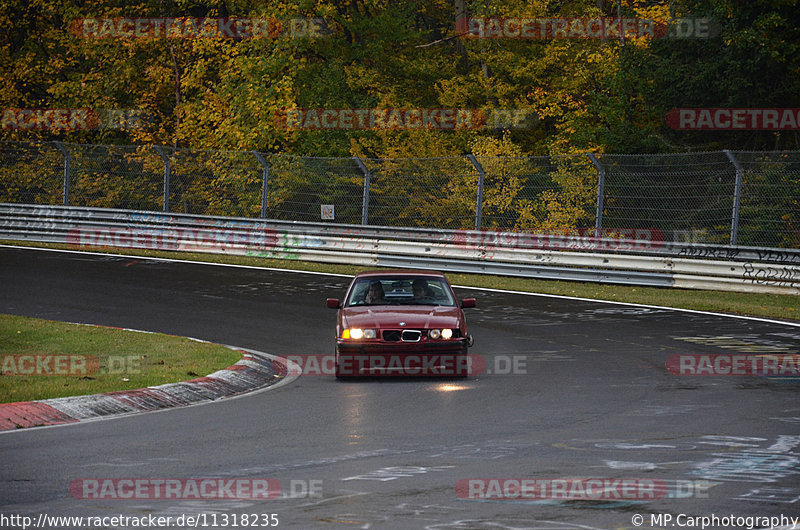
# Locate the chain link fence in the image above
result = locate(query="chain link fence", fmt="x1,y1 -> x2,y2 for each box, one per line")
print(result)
597,151 -> 737,245
69,144 -> 163,211
0,141 -> 65,205
364,157 -> 477,229
735,151 -> 800,249
1,141 -> 798,248
267,155 -> 363,224
476,155 -> 598,233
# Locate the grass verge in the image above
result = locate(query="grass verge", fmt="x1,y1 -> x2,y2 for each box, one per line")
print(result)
0,314 -> 242,403
2,240 -> 797,323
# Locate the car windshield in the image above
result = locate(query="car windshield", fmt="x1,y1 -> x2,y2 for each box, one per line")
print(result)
345,277 -> 456,307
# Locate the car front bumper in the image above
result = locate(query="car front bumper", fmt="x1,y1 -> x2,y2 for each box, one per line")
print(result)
335,339 -> 470,376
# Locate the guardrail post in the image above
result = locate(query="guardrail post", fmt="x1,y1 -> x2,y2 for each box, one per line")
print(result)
52,141 -> 70,206
588,153 -> 605,238
354,157 -> 371,225
252,151 -> 270,219
154,146 -> 171,212
725,149 -> 743,246
467,154 -> 484,230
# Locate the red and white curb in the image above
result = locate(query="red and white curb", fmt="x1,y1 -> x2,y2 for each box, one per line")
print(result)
0,343 -> 293,432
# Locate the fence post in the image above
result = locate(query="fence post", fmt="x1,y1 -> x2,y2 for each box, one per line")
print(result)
353,157 -> 370,225
252,151 -> 270,219
52,141 -> 70,206
467,154 -> 484,230
725,149 -> 743,245
587,153 -> 604,238
154,146 -> 171,212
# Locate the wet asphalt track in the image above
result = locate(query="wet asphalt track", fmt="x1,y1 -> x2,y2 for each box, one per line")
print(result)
1,246 -> 799,530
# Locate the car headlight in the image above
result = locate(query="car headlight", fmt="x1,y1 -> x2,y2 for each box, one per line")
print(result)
343,328 -> 376,339
428,329 -> 453,340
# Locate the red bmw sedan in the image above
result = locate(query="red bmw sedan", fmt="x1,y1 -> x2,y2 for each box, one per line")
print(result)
326,270 -> 476,378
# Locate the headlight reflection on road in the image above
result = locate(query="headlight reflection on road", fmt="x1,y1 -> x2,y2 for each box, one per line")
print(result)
432,383 -> 473,393
342,393 -> 366,443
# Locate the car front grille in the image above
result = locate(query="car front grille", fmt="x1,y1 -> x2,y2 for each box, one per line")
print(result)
401,330 -> 421,342
382,330 -> 402,342
382,329 -> 422,342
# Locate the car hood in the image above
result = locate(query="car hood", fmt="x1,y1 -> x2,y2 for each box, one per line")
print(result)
341,306 -> 462,330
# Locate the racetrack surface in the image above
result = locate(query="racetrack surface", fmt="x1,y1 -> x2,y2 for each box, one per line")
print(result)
1,246 -> 799,529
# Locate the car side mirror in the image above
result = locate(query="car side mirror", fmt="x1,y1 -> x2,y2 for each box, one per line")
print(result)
461,298 -> 476,309
326,298 -> 341,309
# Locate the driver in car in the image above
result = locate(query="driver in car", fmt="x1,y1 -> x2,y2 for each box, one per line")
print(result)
365,280 -> 386,304
412,278 -> 435,301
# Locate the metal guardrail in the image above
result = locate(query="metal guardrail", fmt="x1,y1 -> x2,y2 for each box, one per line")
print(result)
1,203 -> 799,295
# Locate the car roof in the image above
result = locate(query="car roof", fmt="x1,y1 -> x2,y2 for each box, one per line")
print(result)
354,269 -> 446,279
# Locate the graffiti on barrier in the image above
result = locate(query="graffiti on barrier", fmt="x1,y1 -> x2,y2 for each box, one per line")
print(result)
743,263 -> 800,288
